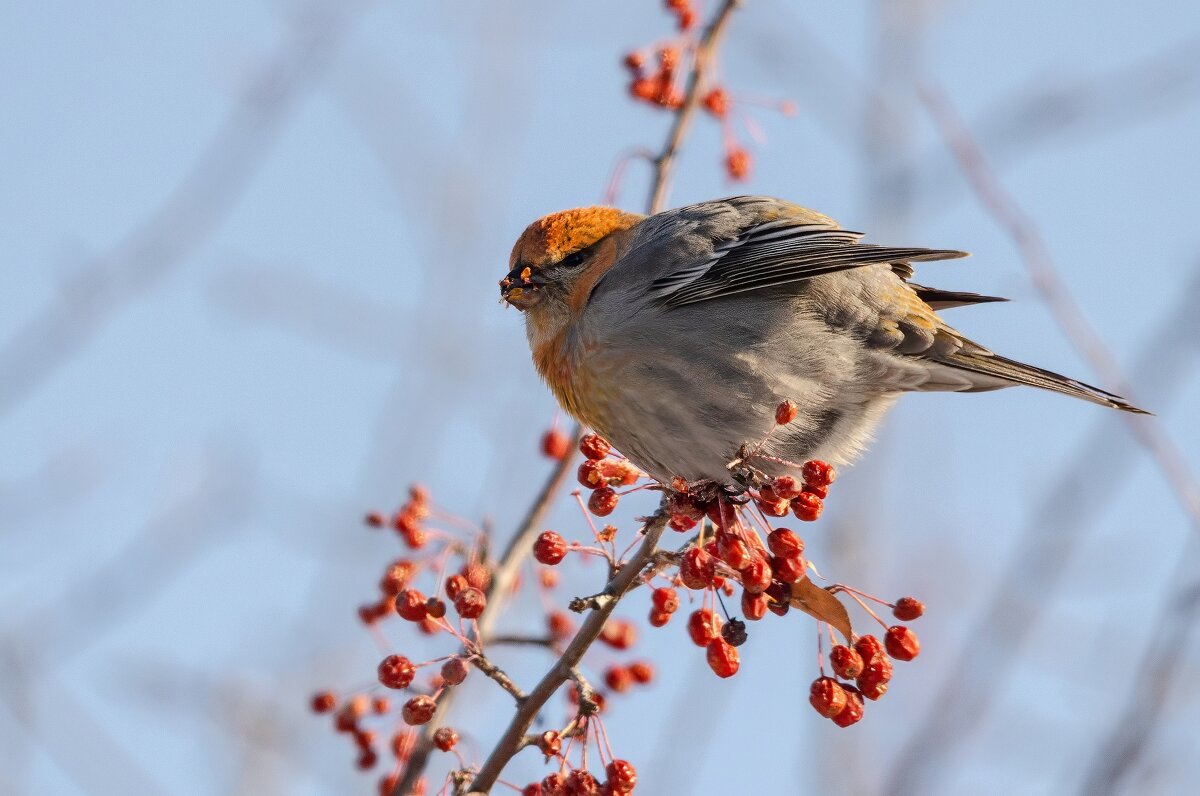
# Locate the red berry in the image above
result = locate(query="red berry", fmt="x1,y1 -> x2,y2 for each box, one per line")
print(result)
687,608 -> 722,646
775,400 -> 798,425
565,769 -> 599,795
717,530 -> 753,570
739,557 -> 772,594
547,611 -> 574,640
830,644 -> 864,679
791,491 -> 823,522
623,52 -> 645,72
461,561 -> 491,591
893,596 -> 925,621
424,596 -> 446,619
755,494 -> 791,516
658,46 -> 679,70
706,638 -> 740,678
702,87 -> 729,117
541,428 -> 571,460
801,460 -> 836,488
767,528 -> 804,558
704,500 -> 738,528
371,696 -> 390,714
652,586 -> 679,613
598,459 -> 640,487
541,773 -> 566,795
365,511 -> 385,528
741,589 -> 769,621
832,684 -> 865,727
629,660 -> 654,684
441,657 -> 469,686
679,547 -> 716,590
770,554 -> 806,583
721,617 -> 748,646
444,574 -> 468,601
771,475 -> 801,499
599,619 -> 637,650
538,730 -> 561,757
606,759 -> 638,793
604,666 -> 633,693
857,654 -> 893,701
649,609 -> 671,627
534,531 -> 568,565
395,589 -> 428,622
377,655 -> 416,689
433,726 -> 458,751
725,148 -> 752,180
669,513 -> 698,532
311,691 -> 336,713
855,634 -> 884,661
885,625 -> 921,661
577,460 -> 604,489
579,433 -> 611,460
357,748 -> 378,770
379,559 -> 414,595
588,487 -> 619,517
402,695 -> 436,725
804,483 -> 829,499
453,587 -> 486,619
809,676 -> 847,718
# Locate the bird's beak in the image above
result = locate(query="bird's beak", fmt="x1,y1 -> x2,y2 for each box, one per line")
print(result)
499,264 -> 544,310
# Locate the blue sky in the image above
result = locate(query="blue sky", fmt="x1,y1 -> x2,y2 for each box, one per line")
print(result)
2,2 -> 1199,794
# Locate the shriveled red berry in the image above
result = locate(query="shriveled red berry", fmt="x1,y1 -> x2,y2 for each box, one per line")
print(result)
598,459 -> 639,486
893,596 -> 925,621
395,589 -> 428,622
679,547 -> 716,590
770,554 -> 806,583
669,513 -> 698,532
588,487 -> 619,517
771,475 -> 801,499
433,726 -> 458,751
809,676 -> 848,718
401,695 -> 436,725
767,528 -> 804,558
443,574 -> 468,601
804,483 -> 829,499
791,491 -> 823,522
832,684 -> 865,727
534,531 -> 568,565
565,769 -> 599,795
775,400 -> 798,425
754,494 -> 791,517
687,608 -> 722,646
857,654 -> 893,701
461,561 -> 491,591
717,530 -> 753,570
378,655 -> 416,689
739,557 -> 772,594
629,660 -> 654,684
652,586 -> 679,614
649,609 -> 671,627
311,691 -> 336,713
854,634 -> 884,661
885,625 -> 921,661
579,433 -> 611,460
541,772 -> 566,796
741,589 -> 769,621
537,730 -> 561,757
425,597 -> 446,619
801,460 -> 836,488
830,644 -> 864,679
453,587 -> 486,619
599,618 -> 637,650
441,657 -> 469,686
541,428 -> 571,460
604,666 -> 633,693
606,759 -> 638,793
706,637 -> 740,678
577,460 -> 604,489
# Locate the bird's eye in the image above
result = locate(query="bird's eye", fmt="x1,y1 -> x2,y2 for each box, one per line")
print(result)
559,250 -> 588,268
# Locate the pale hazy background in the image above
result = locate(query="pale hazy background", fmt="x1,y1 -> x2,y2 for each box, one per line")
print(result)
3,1 -> 1199,794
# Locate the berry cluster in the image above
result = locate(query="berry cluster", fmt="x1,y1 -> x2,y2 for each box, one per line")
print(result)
616,1 -> 796,183
575,433 -> 641,518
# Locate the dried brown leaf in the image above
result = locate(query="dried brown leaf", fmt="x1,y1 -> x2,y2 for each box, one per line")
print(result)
790,578 -> 853,642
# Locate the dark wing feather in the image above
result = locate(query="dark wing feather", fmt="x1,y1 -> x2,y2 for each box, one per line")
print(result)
649,221 -> 968,308
908,283 -> 1009,310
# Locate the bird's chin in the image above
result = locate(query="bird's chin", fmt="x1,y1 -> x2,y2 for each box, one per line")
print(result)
501,286 -> 543,311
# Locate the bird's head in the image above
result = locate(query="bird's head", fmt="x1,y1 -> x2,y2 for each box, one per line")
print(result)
501,207 -> 644,336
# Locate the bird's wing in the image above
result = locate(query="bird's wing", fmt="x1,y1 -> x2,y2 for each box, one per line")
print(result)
646,211 -> 968,308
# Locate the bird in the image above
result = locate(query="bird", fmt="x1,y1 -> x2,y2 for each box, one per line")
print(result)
499,195 -> 1146,487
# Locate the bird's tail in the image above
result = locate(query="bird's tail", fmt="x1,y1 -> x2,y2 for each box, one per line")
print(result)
943,349 -> 1150,414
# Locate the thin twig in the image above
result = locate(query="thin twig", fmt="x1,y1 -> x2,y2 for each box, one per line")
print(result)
647,0 -> 743,215
466,654 -> 527,703
464,509 -> 670,794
